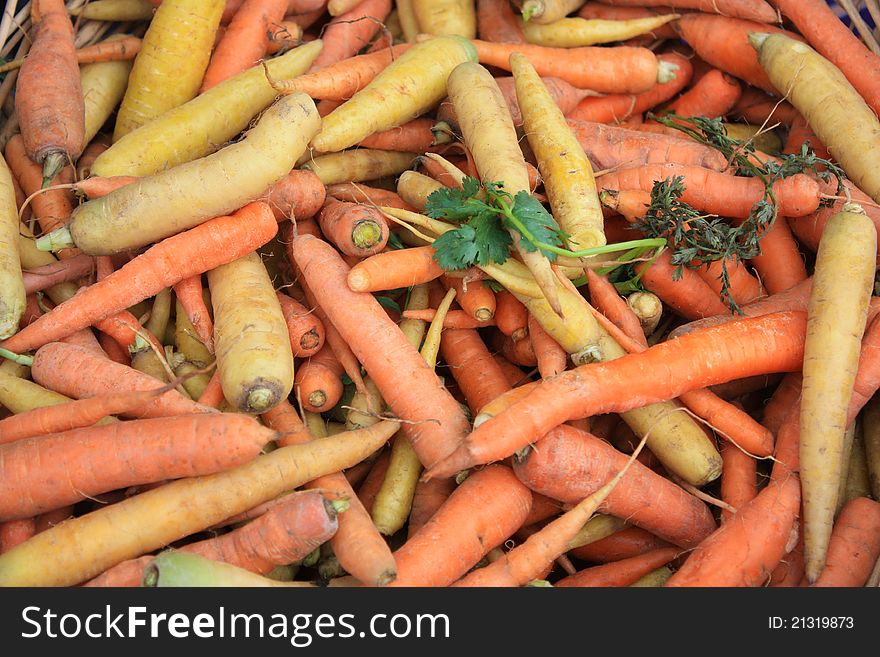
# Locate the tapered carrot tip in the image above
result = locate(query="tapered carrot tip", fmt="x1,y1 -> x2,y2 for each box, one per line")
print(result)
422,446 -> 473,481
41,153 -> 66,189
748,32 -> 772,50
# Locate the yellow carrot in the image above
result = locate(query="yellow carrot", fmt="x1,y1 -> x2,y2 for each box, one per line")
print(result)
0,153 -> 24,339
519,14 -> 679,47
412,0 -> 477,38
79,37 -> 135,149
301,149 -> 418,186
112,0 -> 225,140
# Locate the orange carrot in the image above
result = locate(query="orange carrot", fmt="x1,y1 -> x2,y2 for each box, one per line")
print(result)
84,490 -> 339,587
440,328 -> 512,415
307,0 -> 392,71
97,332 -> 130,365
389,464 -> 533,587
600,0 -> 777,22
0,386 -> 166,445
277,291 -> 325,358
810,497 -> 880,587
279,44 -> 411,100
746,216 -> 807,295
0,519 -> 35,554
695,258 -> 766,307
357,450 -> 392,514
201,0 -> 291,90
426,311 -> 807,479
0,413 -> 275,520
597,164 -> 821,219
347,246 -> 444,292
172,276 -> 214,353
407,476 -> 456,539
293,344 -> 345,413
663,69 -> 742,119
493,75 -> 595,127
761,373 -> 802,438
76,135 -> 111,180
400,308 -> 494,329
2,203 -> 278,355
634,250 -> 731,321
496,330 -> 539,368
262,169 -> 327,221
326,182 -> 416,211
666,475 -> 801,587
783,113 -> 830,162
317,197 -> 390,257
441,275 -> 496,322
486,291 -> 526,344
770,0 -> 880,118
720,440 -> 758,524
567,118 -> 728,172
555,547 -> 681,586
567,52 -> 692,123
674,14 -> 803,95
15,0 -> 85,184
477,0 -> 525,42
196,370 -> 226,409
528,313 -> 567,378
359,118 -> 447,152
264,401 -> 398,587
470,39 -> 664,94
569,526 -> 672,563
586,268 -> 647,347
30,342 -> 215,419
513,424 -> 718,548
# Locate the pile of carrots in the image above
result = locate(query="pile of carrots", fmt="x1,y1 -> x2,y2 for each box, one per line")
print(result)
0,0 -> 879,589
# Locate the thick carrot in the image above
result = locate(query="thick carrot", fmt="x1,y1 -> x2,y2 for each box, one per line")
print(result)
0,419 -> 398,586
389,464 -> 532,587
318,197 -> 389,257
567,119 -> 728,172
301,149 -> 418,186
720,440 -> 758,524
442,327 -> 512,412
0,413 -> 275,520
93,41 -> 322,177
663,69 -> 741,119
359,118 -> 451,152
0,36 -> 143,75
293,344 -> 345,413
811,497 -> 880,587
586,268 -> 646,348
208,251 -> 294,414
291,233 -> 470,471
425,311 -> 806,480
307,0 -> 391,71
470,39 -> 665,95
556,547 -> 681,586
311,36 -> 475,153
29,342 -> 214,419
2,203 -> 278,355
566,52 -> 692,123
597,164 -> 821,220
201,0 -> 289,91
347,246 -> 444,293
798,204 -> 877,583
440,276 -> 496,322
21,254 -> 94,296
15,0 -> 84,184
695,258 -> 766,308
0,386 -> 166,445
112,0 -> 224,140
477,0 -> 525,42
258,169 -> 326,223
752,32 -> 880,206
745,216 -> 807,295
666,476 -> 801,587
84,490 -> 339,587
513,424 -> 717,548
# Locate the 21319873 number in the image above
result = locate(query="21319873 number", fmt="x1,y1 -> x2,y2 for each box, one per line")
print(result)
769,617 -> 854,630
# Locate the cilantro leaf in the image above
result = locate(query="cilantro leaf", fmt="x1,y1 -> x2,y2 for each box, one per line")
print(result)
424,177 -> 487,222
506,192 -> 564,260
431,225 -> 481,271
469,214 -> 512,266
